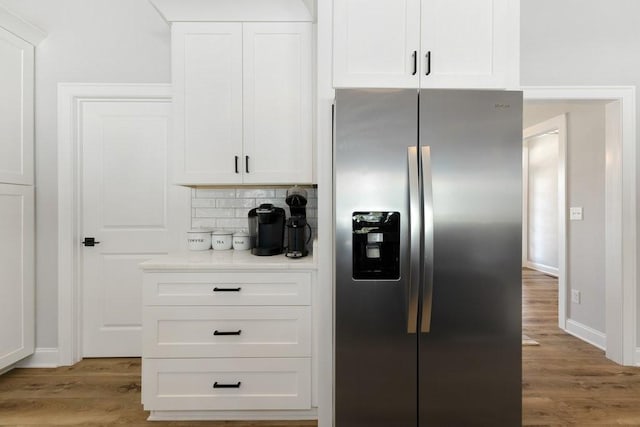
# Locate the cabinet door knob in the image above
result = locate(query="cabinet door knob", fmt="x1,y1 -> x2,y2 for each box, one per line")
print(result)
412,50 -> 417,75
213,381 -> 241,389
425,51 -> 432,76
213,287 -> 241,292
245,155 -> 250,173
235,156 -> 239,174
213,330 -> 242,336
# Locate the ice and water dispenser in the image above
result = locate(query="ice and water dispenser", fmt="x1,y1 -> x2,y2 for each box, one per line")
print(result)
352,212 -> 400,280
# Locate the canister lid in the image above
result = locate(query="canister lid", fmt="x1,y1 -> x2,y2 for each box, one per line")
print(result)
212,230 -> 233,236
233,231 -> 250,237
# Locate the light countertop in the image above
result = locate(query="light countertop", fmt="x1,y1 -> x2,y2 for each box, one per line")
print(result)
140,241 -> 317,271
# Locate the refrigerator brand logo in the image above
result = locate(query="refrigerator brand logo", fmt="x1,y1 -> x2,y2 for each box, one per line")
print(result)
494,103 -> 511,109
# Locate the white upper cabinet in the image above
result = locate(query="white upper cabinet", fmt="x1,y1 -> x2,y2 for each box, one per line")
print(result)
172,22 -> 313,186
242,23 -> 312,184
333,0 -> 518,89
333,0 -> 421,88
0,27 -> 34,185
172,23 -> 243,185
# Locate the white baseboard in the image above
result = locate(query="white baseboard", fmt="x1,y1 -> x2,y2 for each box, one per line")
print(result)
15,348 -> 60,368
636,348 -> 640,367
525,261 -> 559,277
565,319 -> 606,351
148,409 -> 318,421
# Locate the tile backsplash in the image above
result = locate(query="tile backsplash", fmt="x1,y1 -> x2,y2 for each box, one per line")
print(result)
191,187 -> 318,237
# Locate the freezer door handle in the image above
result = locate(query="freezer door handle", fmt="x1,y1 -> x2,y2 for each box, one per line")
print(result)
407,146 -> 420,334
420,146 -> 435,333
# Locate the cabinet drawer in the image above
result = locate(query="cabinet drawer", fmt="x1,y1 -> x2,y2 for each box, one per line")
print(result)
142,357 -> 311,411
143,272 -> 311,306
143,306 -> 311,358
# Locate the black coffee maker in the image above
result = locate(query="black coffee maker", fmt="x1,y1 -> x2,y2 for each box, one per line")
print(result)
248,204 -> 286,256
285,187 -> 312,258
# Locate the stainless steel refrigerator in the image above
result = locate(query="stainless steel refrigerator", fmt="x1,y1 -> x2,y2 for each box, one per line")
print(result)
334,89 -> 522,426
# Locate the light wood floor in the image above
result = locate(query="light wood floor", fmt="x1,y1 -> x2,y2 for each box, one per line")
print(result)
1,269 -> 639,425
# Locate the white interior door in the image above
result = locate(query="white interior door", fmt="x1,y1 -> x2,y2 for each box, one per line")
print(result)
524,132 -> 560,275
0,184 -> 34,370
81,100 -> 172,357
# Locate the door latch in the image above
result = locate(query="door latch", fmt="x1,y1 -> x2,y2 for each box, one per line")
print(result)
82,237 -> 101,247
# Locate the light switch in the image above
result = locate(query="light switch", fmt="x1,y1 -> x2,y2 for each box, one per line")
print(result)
569,207 -> 583,221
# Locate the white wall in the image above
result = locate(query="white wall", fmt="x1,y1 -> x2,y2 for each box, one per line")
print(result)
0,0 -> 170,348
521,0 -> 640,343
524,101 -> 607,333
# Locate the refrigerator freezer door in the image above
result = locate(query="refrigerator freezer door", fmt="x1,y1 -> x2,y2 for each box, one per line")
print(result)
418,90 -> 523,426
335,89 -> 418,427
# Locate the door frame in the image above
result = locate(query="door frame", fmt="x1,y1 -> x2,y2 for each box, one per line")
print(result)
57,83 -> 190,366
522,86 -> 636,366
522,114 -> 567,324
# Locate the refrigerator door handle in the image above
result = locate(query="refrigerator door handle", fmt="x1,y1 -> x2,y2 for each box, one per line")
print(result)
407,146 -> 421,334
420,146 -> 435,333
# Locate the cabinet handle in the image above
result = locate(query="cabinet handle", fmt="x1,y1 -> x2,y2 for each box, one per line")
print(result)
213,381 -> 241,389
412,50 -> 417,75
213,287 -> 242,292
213,330 -> 242,336
235,156 -> 239,174
425,51 -> 431,76
245,155 -> 249,173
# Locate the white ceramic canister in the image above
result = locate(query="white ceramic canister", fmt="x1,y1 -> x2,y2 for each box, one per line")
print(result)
232,231 -> 252,250
187,230 -> 211,251
212,230 -> 233,250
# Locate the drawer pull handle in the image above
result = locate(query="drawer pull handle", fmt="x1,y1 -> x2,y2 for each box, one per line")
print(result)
213,287 -> 242,292
213,381 -> 241,389
213,330 -> 242,336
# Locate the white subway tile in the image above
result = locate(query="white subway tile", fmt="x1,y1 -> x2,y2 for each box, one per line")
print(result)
306,208 -> 317,218
306,198 -> 318,208
192,218 -> 216,229
192,199 -> 217,208
196,188 -> 236,198
217,218 -> 251,229
236,189 -> 275,198
195,208 -> 235,218
235,208 -> 252,218
275,189 -> 288,198
217,198 -> 256,208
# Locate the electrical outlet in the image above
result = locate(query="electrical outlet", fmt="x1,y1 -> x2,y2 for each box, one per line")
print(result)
571,289 -> 581,304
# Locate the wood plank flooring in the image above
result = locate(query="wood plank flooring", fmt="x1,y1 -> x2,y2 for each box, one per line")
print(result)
1,269 -> 638,425
522,268 -> 640,425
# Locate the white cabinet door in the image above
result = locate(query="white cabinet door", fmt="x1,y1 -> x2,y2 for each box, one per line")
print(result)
0,28 -> 34,185
333,0 -> 421,88
81,100 -> 173,357
242,23 -> 313,184
172,23 -> 243,185
0,184 -> 34,370
420,0 -> 510,88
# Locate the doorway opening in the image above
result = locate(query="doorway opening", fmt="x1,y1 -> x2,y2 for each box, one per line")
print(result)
521,87 -> 636,366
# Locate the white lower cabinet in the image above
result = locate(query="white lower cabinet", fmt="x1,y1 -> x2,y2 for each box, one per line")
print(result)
143,358 -> 311,411
142,269 -> 315,419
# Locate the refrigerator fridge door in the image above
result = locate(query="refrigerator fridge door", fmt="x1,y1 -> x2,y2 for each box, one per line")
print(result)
418,90 -> 523,426
334,89 -> 418,427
